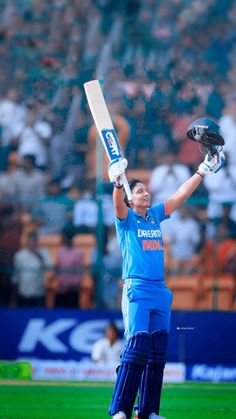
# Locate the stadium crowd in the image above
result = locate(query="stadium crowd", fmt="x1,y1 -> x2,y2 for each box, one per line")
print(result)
0,0 -> 236,309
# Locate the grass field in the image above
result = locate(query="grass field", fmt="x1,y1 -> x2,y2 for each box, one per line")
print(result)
0,380 -> 235,419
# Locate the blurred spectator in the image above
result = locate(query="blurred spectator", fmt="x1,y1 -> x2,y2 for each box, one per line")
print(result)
73,185 -> 98,233
203,161 -> 236,221
0,151 -> 18,203
0,89 -> 26,137
32,178 -> 74,236
11,231 -> 53,307
102,192 -> 115,228
201,234 -> 236,277
219,96 -> 236,168
92,228 -> 122,309
54,229 -> 84,308
167,205 -> 201,275
91,322 -> 123,365
121,82 -> 153,168
221,240 -> 236,277
12,154 -> 46,211
214,203 -> 236,241
48,116 -> 68,181
149,78 -> 175,157
65,181 -> 81,203
194,205 -> 216,251
49,86 -> 82,183
171,114 -> 203,169
72,111 -> 90,183
16,107 -> 52,170
193,205 -> 217,276
149,151 -> 192,205
205,83 -> 225,120
0,204 -> 23,306
0,88 -> 26,171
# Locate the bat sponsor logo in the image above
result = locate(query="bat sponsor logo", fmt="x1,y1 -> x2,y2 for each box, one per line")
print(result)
101,129 -> 123,160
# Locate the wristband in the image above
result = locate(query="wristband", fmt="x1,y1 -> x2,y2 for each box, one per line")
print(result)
114,183 -> 124,189
196,170 -> 204,179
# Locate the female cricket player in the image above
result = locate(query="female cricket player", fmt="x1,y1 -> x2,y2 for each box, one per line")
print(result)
107,145 -> 224,418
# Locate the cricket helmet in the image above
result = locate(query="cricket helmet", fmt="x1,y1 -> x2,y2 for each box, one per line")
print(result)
187,116 -> 225,146
187,116 -> 225,157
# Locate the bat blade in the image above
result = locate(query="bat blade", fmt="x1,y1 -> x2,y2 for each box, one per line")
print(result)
84,80 -> 123,161
84,80 -> 113,132
84,80 -> 132,200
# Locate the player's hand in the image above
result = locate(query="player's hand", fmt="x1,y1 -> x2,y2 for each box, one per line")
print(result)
198,151 -> 225,176
108,158 -> 128,184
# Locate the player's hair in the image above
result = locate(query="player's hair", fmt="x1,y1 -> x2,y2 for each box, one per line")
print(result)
124,178 -> 144,207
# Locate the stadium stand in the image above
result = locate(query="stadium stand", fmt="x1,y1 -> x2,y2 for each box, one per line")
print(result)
197,274 -> 235,311
0,0 -> 235,309
167,275 -> 200,310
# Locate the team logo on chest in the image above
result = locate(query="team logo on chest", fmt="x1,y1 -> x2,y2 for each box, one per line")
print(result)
146,213 -> 157,226
149,217 -> 156,226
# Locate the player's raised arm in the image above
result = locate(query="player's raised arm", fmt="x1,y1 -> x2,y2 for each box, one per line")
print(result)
166,116 -> 225,214
108,158 -> 129,220
166,151 -> 225,214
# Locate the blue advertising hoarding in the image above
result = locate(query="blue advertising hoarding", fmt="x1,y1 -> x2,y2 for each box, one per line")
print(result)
0,309 -> 235,367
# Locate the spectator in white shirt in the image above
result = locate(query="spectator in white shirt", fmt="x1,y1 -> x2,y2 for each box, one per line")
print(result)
167,205 -> 201,275
32,179 -> 74,236
11,231 -> 53,307
12,154 -> 46,211
17,111 -> 52,170
73,187 -> 98,233
219,97 -> 236,169
0,88 -> 26,146
149,151 -> 192,205
203,161 -> 236,221
91,323 -> 124,366
0,88 -> 27,171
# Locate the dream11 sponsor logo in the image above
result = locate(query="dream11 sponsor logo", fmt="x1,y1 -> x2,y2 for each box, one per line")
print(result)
18,318 -> 123,355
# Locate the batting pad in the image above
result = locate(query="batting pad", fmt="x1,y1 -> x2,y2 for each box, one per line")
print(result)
109,332 -> 151,419
138,330 -> 169,419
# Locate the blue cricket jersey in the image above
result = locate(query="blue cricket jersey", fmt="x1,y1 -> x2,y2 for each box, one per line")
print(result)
115,203 -> 170,281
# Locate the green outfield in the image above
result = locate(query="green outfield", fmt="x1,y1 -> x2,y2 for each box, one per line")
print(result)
0,381 -> 235,419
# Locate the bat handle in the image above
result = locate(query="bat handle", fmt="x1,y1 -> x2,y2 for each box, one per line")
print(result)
121,173 -> 133,201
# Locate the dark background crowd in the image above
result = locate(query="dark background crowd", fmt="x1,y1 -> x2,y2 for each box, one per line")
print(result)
0,0 -> 236,310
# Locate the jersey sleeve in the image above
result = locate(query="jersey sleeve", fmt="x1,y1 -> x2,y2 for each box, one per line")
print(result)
114,207 -> 133,246
151,202 -> 171,222
114,207 -> 132,226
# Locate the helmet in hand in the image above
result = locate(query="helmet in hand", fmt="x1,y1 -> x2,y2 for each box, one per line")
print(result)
187,116 -> 225,157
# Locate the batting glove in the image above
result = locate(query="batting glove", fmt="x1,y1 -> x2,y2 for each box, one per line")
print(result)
108,158 -> 128,184
198,151 -> 225,176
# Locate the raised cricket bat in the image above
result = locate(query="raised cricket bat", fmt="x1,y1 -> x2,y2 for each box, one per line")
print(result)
84,80 -> 133,201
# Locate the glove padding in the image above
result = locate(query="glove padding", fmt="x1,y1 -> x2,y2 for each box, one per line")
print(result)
198,151 -> 225,176
108,157 -> 128,184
